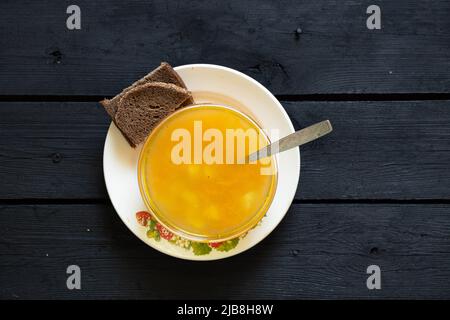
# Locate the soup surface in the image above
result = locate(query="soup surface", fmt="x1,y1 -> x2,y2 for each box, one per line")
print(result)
139,105 -> 276,240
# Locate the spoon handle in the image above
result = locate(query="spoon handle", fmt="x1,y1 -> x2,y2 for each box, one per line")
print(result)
248,120 -> 333,161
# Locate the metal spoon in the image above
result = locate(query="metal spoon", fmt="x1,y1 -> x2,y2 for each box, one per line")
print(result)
247,120 -> 333,162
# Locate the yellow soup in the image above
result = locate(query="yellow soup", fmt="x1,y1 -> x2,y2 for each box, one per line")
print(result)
138,105 -> 277,241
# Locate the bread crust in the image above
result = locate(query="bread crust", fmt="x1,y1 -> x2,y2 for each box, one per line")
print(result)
102,62 -> 193,118
114,82 -> 191,147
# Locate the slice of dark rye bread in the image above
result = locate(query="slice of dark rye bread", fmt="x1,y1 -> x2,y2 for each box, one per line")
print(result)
100,62 -> 194,118
114,82 -> 191,147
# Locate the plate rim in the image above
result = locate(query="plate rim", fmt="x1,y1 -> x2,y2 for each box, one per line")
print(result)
103,63 -> 301,261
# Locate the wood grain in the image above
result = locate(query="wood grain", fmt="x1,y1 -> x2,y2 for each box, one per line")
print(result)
0,0 -> 449,96
1,101 -> 450,200
1,203 -> 450,299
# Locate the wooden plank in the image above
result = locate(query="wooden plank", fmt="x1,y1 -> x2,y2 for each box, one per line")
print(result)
0,0 -> 450,96
1,203 -> 450,299
285,101 -> 450,200
1,101 -> 450,200
0,102 -> 108,199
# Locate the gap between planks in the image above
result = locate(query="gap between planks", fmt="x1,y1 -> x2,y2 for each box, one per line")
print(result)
1,93 -> 450,103
1,198 -> 450,206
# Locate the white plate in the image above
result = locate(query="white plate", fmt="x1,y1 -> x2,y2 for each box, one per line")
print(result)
103,64 -> 300,260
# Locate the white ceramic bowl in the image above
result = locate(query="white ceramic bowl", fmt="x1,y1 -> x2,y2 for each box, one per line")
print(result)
103,64 -> 300,260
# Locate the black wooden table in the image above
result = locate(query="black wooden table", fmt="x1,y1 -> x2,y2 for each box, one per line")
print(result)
1,0 -> 450,299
